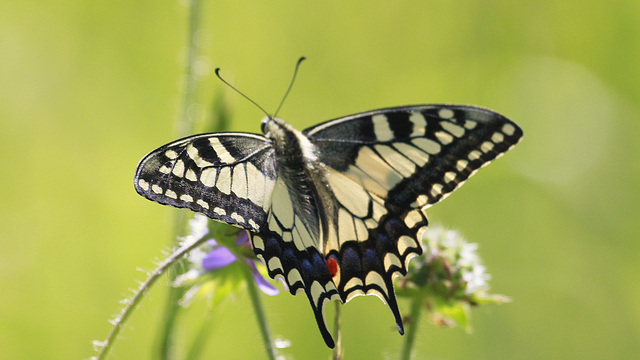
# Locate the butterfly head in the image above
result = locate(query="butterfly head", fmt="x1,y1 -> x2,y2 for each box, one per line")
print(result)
261,116 -> 288,138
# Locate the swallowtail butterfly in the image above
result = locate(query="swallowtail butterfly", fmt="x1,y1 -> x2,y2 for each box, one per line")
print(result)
135,78 -> 522,348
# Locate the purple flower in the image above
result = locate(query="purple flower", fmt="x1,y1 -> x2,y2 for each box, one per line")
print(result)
202,246 -> 237,271
201,230 -> 279,296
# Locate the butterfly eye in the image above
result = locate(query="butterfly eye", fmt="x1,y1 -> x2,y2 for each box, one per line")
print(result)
261,116 -> 270,134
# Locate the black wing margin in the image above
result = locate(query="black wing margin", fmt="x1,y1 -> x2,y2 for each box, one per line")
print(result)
134,133 -> 276,232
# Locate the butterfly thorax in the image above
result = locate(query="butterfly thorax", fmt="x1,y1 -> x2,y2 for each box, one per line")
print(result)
262,116 -> 337,252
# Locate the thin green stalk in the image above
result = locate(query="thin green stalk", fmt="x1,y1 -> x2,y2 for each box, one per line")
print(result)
158,0 -> 202,358
185,306 -> 216,360
245,268 -> 277,360
399,294 -> 425,360
332,301 -> 343,360
177,0 -> 202,137
94,235 -> 209,360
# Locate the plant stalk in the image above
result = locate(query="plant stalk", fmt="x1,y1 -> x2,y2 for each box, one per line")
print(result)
245,268 -> 277,360
158,0 -> 202,358
399,294 -> 425,360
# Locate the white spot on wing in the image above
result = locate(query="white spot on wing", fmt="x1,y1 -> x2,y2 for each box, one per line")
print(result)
180,194 -> 193,202
200,168 -> 217,187
187,144 -> 213,167
326,170 -> 371,218
185,169 -> 198,182
267,257 -> 283,272
354,218 -> 369,241
409,112 -> 427,137
230,212 -> 244,223
252,235 -> 264,250
394,142 -> 429,167
403,210 -> 423,228
438,108 -> 455,119
374,144 -> 417,178
365,272 -> 387,296
397,235 -> 417,255
468,150 -> 482,161
372,114 -> 393,141
209,137 -> 237,164
491,132 -> 504,143
464,120 -> 477,129
444,171 -> 457,183
270,179 -> 294,229
287,268 -> 303,286
172,160 -> 185,177
196,199 -> 209,209
293,215 -> 316,252
351,146 -> 403,192
344,277 -> 363,292
440,121 -> 465,137
337,208 -> 357,243
435,131 -> 453,145
165,149 -> 178,160
216,167 -> 232,195
412,138 -> 441,154
231,165 -> 248,198
430,183 -> 443,197
456,159 -> 469,172
245,162 -> 268,208
138,179 -> 149,191
152,185 -> 163,194
415,194 -> 429,207
383,253 -> 402,270
165,190 -> 177,199
481,141 -> 494,153
310,281 -> 325,304
502,123 -> 516,136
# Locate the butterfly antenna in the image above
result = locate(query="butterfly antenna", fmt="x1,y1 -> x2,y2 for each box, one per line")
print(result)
214,68 -> 270,117
274,56 -> 306,118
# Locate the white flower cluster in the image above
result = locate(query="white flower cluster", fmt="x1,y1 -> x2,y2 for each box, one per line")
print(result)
422,226 -> 491,295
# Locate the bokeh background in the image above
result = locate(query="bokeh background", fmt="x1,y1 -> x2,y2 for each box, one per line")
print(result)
2,1 -> 638,359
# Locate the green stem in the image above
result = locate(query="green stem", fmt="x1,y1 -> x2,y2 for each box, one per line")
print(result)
94,235 -> 209,360
332,301 -> 342,360
156,213 -> 189,360
399,295 -> 425,360
185,306 -> 215,360
245,269 -> 277,360
157,0 -> 202,358
177,0 -> 202,137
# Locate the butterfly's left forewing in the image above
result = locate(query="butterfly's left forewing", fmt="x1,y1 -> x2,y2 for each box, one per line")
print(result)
135,133 -> 277,232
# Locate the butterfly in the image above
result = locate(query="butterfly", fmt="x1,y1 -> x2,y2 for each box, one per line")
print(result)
134,70 -> 522,348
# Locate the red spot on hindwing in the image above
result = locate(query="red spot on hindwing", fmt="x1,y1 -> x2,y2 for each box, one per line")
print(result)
326,256 -> 339,277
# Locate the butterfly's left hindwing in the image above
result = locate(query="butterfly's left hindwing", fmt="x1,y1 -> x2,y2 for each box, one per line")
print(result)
135,133 -> 276,232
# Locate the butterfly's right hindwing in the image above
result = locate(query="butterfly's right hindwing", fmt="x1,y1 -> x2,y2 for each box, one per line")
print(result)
134,133 -> 276,232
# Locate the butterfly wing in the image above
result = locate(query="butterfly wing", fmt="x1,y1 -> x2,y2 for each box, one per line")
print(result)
135,133 -> 277,232
305,105 -> 523,208
303,104 -> 523,334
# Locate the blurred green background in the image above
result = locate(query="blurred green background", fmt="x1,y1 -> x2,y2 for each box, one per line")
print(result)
2,1 -> 638,359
